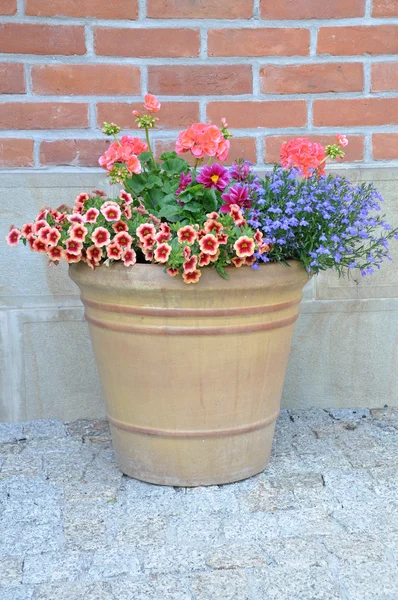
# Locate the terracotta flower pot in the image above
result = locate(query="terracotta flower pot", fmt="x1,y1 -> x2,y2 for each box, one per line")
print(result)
69,261 -> 308,486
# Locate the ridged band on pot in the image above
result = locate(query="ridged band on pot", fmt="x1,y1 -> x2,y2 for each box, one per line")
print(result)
69,261 -> 309,486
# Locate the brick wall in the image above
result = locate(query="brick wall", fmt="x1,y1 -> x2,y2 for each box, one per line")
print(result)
1,0 -> 398,169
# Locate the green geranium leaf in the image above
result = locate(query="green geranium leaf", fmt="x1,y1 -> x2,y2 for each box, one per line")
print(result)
159,151 -> 179,161
158,204 -> 183,219
161,157 -> 190,175
138,151 -> 152,163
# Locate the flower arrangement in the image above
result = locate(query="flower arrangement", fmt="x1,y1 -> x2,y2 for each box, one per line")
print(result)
7,94 -> 398,283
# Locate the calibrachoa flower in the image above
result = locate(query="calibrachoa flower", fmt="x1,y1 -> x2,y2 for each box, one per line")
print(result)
114,232 -> 132,247
177,225 -> 197,245
47,228 -> 61,247
122,248 -> 136,267
87,245 -> 103,263
197,164 -> 230,191
7,228 -> 21,246
154,243 -> 172,263
65,239 -> 82,256
234,236 -> 255,258
101,202 -> 121,222
183,255 -> 198,274
199,234 -> 219,256
183,269 -> 201,284
107,242 -> 123,260
85,208 -> 99,223
48,246 -> 64,261
113,220 -> 128,233
92,227 -> 111,247
136,223 -> 156,242
69,224 -> 88,242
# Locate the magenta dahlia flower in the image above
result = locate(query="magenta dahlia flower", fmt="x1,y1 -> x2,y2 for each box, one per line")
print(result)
196,164 -> 230,191
220,184 -> 251,213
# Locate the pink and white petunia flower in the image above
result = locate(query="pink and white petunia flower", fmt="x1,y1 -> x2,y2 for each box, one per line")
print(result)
136,223 -> 156,242
122,248 -> 136,267
65,238 -> 83,256
85,208 -> 99,223
47,227 -> 61,248
101,202 -> 122,222
69,224 -> 88,242
107,242 -> 123,260
114,231 -> 132,247
154,243 -> 172,263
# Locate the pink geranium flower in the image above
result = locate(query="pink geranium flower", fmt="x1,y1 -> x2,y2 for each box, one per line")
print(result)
176,122 -> 230,161
197,164 -> 230,191
280,137 -> 326,178
144,94 -> 161,113
337,133 -> 348,147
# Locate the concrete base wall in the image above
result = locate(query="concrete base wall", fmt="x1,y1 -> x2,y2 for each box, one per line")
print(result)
1,168 -> 397,422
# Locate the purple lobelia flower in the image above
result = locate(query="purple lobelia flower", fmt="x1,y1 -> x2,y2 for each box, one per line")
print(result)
196,164 -> 230,191
220,184 -> 251,213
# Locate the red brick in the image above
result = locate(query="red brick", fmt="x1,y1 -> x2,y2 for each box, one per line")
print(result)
372,63 -> 398,92
95,28 -> 199,58
372,134 -> 398,160
313,99 -> 398,127
147,0 -> 253,19
26,0 -> 138,19
208,28 -> 309,57
0,63 -> 25,94
0,139 -> 34,168
40,139 -> 110,167
317,26 -> 398,56
265,135 -> 364,164
207,101 -> 307,129
261,0 -> 364,18
97,102 -> 200,131
32,65 -> 140,96
261,63 -> 363,94
155,138 -> 257,165
372,0 -> 398,17
0,0 -> 16,14
0,24 -> 85,56
0,103 -> 89,130
149,66 -> 252,96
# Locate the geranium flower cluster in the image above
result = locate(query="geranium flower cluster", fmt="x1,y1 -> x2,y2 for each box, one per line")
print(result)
7,190 -> 266,283
176,119 -> 232,162
280,134 -> 348,178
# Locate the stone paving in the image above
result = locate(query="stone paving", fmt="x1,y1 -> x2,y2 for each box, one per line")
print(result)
0,408 -> 397,600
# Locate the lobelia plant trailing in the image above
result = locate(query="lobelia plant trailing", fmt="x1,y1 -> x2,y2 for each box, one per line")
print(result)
7,94 -> 398,282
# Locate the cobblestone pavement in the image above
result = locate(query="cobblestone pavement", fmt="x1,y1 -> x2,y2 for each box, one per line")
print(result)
0,408 -> 397,600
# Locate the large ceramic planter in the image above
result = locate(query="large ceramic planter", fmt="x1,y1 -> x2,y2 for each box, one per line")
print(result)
69,261 -> 308,486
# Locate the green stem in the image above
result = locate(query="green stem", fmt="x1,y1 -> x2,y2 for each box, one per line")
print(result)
145,126 -> 157,168
113,134 -> 121,147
